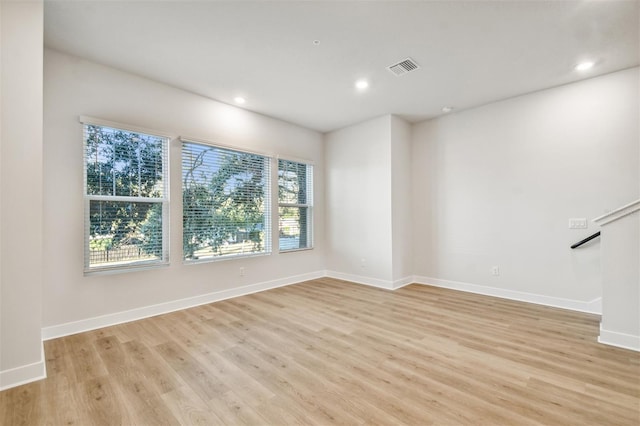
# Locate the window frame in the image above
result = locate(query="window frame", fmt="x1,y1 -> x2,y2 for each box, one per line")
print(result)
277,157 -> 314,253
181,138 -> 272,263
81,116 -> 171,274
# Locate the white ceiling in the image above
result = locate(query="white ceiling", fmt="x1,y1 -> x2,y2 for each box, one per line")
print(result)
44,0 -> 639,133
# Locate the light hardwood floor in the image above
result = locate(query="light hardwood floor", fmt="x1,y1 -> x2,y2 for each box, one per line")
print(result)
1,278 -> 639,425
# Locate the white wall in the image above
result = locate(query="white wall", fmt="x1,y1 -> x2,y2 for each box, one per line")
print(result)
4,36 -> 636,391
596,203 -> 640,350
0,1 -> 45,389
42,49 -> 325,332
390,116 -> 412,283
325,116 -> 393,284
1,0 -> 3,389
324,114 -> 413,288
412,68 -> 639,308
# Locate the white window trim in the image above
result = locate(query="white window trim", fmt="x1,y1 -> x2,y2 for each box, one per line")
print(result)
181,138 -> 273,263
278,159 -> 314,253
80,116 -> 175,140
179,136 -> 274,159
276,154 -> 315,166
82,117 -> 171,274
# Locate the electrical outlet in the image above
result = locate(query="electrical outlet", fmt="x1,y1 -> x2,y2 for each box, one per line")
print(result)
491,266 -> 500,276
360,258 -> 366,269
569,218 -> 588,229
239,267 -> 245,276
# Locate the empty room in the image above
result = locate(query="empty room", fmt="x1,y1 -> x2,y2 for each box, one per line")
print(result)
1,0 -> 639,424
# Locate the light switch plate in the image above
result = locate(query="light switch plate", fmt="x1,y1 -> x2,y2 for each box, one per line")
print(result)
569,218 -> 588,229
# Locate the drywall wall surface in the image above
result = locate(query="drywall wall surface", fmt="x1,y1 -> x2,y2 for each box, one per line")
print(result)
43,49 -> 325,328
390,116 -> 412,283
599,210 -> 640,347
0,1 -> 45,381
1,1 -> 3,381
325,115 -> 393,283
412,67 -> 639,303
0,0 -> 3,383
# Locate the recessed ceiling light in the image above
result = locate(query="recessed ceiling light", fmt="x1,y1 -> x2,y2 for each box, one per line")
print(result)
442,106 -> 454,113
313,40 -> 320,46
575,61 -> 595,71
355,80 -> 369,90
234,96 -> 246,105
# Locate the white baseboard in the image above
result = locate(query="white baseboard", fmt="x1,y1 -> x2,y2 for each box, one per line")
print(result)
325,270 -> 395,290
0,344 -> 47,391
323,271 -> 413,290
42,270 -> 325,340
599,326 -> 640,352
42,271 -> 603,343
19,270 -> 625,391
392,275 -> 414,289
413,275 -> 603,315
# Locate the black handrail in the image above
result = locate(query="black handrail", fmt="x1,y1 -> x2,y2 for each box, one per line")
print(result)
571,231 -> 601,249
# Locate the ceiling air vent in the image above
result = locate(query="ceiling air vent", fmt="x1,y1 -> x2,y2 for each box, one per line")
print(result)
387,57 -> 420,76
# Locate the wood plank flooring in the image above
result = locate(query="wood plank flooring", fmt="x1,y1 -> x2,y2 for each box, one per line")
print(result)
1,278 -> 639,425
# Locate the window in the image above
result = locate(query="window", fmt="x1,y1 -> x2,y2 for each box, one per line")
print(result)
182,141 -> 271,261
83,120 -> 169,272
278,159 -> 313,251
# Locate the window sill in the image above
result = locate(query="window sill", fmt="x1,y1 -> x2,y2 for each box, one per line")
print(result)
84,261 -> 169,276
279,247 -> 314,254
183,251 -> 271,265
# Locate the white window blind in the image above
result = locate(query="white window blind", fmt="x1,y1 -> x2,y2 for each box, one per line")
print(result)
278,159 -> 313,251
182,141 -> 271,261
83,122 -> 169,272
